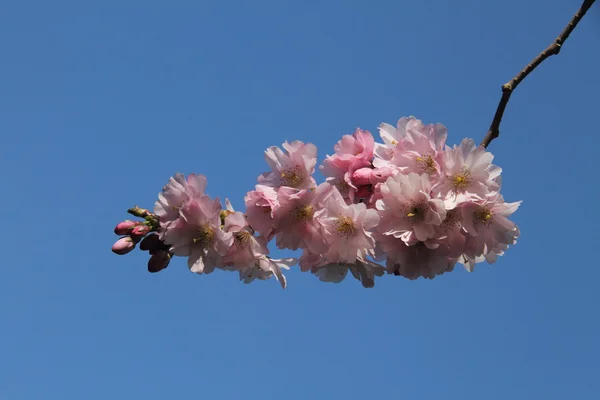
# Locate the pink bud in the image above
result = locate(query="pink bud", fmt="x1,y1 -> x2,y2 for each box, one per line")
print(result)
112,237 -> 136,255
370,167 -> 395,184
355,185 -> 372,199
352,167 -> 373,186
148,250 -> 171,273
114,220 -> 141,235
130,224 -> 151,240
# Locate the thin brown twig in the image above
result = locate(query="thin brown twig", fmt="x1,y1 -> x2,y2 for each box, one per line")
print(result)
480,0 -> 596,148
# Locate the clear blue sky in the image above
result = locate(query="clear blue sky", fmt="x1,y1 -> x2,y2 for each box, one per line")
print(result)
1,1 -> 599,398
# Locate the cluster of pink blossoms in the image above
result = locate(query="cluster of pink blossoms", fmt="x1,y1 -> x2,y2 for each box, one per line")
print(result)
112,116 -> 521,288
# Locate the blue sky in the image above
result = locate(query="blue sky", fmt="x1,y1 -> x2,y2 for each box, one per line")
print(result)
1,0 -> 599,398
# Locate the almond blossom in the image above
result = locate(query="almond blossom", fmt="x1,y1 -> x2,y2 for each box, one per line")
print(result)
244,185 -> 279,240
433,138 -> 501,208
272,183 -> 333,254
377,236 -> 457,280
154,173 -> 208,234
459,193 -> 521,271
238,257 -> 296,289
320,128 -> 375,202
161,196 -> 233,274
317,187 -> 380,263
112,115 -> 523,287
376,172 -> 446,244
377,116 -> 448,179
258,140 -> 317,189
298,250 -> 385,288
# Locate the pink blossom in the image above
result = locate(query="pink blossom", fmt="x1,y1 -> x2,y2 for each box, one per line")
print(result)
433,138 -> 501,208
238,256 -> 296,289
154,173 -> 208,233
272,183 -> 333,254
258,141 -> 317,189
373,116 -> 427,163
320,129 -> 375,203
244,185 -> 279,239
314,259 -> 385,288
432,208 -> 468,258
377,236 -> 457,280
388,120 -> 447,178
459,193 -> 521,271
222,208 -> 269,269
316,187 -> 380,263
161,196 -> 233,274
299,249 -> 384,288
376,172 -> 446,244
320,128 -> 374,176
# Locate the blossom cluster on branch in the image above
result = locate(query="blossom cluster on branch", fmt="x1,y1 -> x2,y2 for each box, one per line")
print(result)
112,116 -> 521,288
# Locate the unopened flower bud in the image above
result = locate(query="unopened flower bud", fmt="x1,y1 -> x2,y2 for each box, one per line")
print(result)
140,233 -> 162,252
355,185 -> 372,199
112,237 -> 137,255
148,250 -> 171,273
114,220 -> 141,235
352,167 -> 373,186
130,224 -> 151,240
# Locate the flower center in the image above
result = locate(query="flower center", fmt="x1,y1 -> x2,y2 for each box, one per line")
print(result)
292,205 -> 314,222
334,215 -> 357,238
416,154 -> 436,174
406,204 -> 425,222
193,223 -> 214,245
452,169 -> 471,190
474,208 -> 493,227
234,230 -> 253,247
281,166 -> 304,187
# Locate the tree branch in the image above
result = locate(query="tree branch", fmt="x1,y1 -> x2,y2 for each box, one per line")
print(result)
480,0 -> 596,148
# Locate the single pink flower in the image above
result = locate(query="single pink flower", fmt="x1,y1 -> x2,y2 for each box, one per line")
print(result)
222,208 -> 270,269
433,138 -> 501,208
320,129 -> 375,203
320,128 -> 374,173
377,235 -> 457,280
162,196 -> 233,274
258,140 -> 317,189
272,183 -> 333,254
244,185 -> 279,239
298,249 -> 384,288
376,172 -> 446,244
387,120 -> 447,178
314,259 -> 385,288
316,187 -> 380,263
459,193 -> 521,271
154,173 -> 208,234
238,256 -> 296,289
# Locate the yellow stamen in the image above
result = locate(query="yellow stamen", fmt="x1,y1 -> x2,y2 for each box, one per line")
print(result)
234,230 -> 253,247
475,208 -> 493,226
292,205 -> 314,222
452,170 -> 471,189
334,215 -> 357,237
407,212 -> 415,217
416,155 -> 437,174
193,223 -> 214,245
